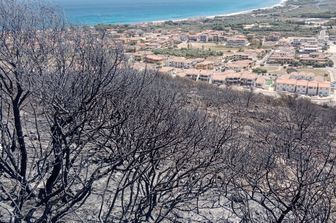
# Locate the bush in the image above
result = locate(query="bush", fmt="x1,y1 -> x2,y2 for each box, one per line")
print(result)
153,48 -> 223,58
253,67 -> 267,74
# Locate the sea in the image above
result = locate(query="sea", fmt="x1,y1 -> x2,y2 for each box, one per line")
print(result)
51,0 -> 282,25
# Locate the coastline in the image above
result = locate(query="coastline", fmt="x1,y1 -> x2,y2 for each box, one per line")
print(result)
209,0 -> 288,18
124,0 -> 289,26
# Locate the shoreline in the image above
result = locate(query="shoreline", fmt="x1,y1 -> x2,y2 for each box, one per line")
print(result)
114,0 -> 289,26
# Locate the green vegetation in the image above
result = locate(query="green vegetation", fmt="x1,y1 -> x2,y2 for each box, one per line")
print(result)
153,48 -> 223,58
287,68 -> 298,73
300,11 -> 336,18
253,67 -> 268,74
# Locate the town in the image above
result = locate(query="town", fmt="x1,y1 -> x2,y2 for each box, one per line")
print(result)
93,16 -> 336,104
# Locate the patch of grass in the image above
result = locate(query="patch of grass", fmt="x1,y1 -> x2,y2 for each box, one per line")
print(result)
153,48 -> 223,58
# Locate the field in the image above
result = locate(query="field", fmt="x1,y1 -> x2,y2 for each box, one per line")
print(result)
262,65 -> 330,80
178,42 -> 241,52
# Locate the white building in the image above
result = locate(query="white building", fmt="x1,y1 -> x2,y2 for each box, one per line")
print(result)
226,53 -> 251,61
225,72 -> 242,85
185,69 -> 199,81
226,36 -> 249,47
256,77 -> 267,89
318,82 -> 331,97
276,78 -> 297,93
166,57 -> 197,69
197,70 -> 213,82
307,81 -> 318,96
296,80 -> 308,95
240,72 -> 257,87
210,72 -> 227,85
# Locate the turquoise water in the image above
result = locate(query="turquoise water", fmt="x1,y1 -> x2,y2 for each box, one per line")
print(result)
52,0 -> 281,25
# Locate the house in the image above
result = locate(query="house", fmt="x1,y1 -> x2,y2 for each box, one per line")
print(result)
225,60 -> 254,72
318,82 -> 331,97
225,72 -> 241,85
226,36 -> 249,47
307,81 -> 318,96
298,53 -> 329,66
165,56 -> 197,69
195,61 -> 214,70
265,32 -> 281,42
144,55 -> 165,64
185,69 -> 199,81
268,47 -> 296,65
299,44 -> 320,54
225,53 -> 252,61
289,72 -> 314,81
240,72 -> 257,87
329,34 -> 336,43
132,53 -> 143,61
158,67 -> 175,76
209,34 -> 219,42
198,34 -> 209,42
132,62 -> 155,72
276,78 -> 297,93
145,42 -> 162,50
188,34 -> 198,42
173,68 -> 188,78
256,77 -> 267,89
197,70 -> 213,82
291,37 -> 318,47
296,80 -> 308,95
211,72 -> 227,85
180,34 -> 189,42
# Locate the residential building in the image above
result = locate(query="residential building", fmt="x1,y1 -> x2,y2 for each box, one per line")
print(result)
165,56 -> 199,69
307,81 -> 318,96
173,68 -> 188,78
256,77 -> 267,89
188,34 -> 198,42
318,82 -> 331,97
298,53 -> 329,66
225,72 -> 242,85
276,77 -> 331,96
265,32 -> 281,42
299,44 -> 320,54
276,78 -> 297,93
158,67 -> 175,76
329,34 -> 336,43
132,53 -> 143,61
144,55 -> 165,64
268,47 -> 296,65
198,34 -> 209,42
225,60 -> 254,72
226,36 -> 249,47
132,62 -> 155,72
195,61 -> 215,70
210,72 -> 227,85
197,70 -> 213,82
240,72 -> 257,87
185,69 -> 199,81
296,80 -> 308,95
225,53 -> 252,61
290,72 -> 315,81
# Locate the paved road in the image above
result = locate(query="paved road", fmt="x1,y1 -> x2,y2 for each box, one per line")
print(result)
256,49 -> 274,66
319,29 -> 328,42
327,43 -> 336,82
